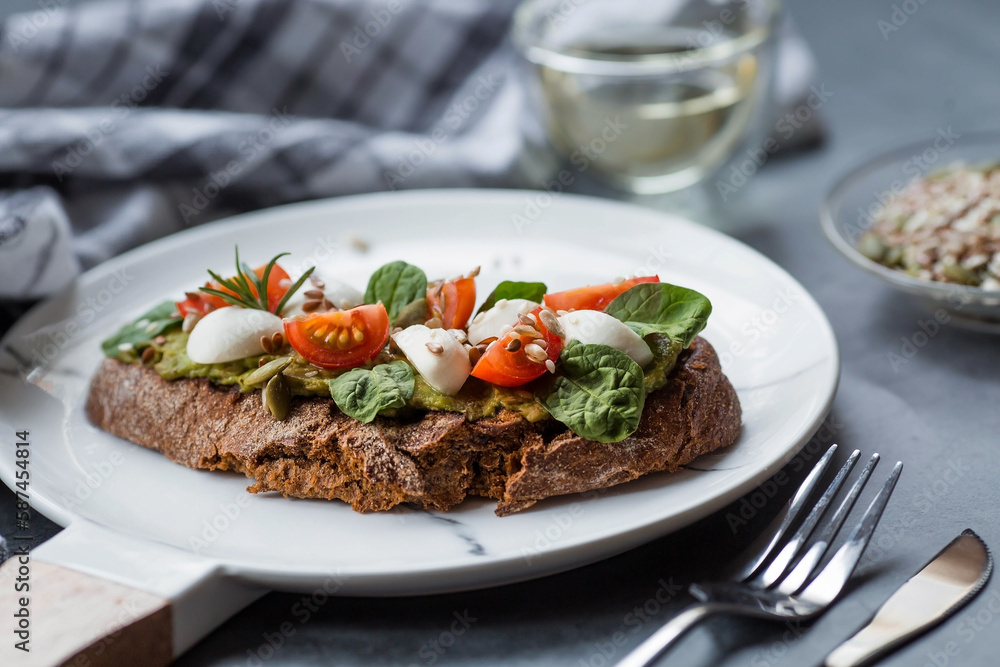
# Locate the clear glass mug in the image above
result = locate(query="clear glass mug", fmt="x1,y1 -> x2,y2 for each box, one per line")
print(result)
512,0 -> 781,195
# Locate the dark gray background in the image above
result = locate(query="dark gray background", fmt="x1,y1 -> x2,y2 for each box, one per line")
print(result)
3,0 -> 999,665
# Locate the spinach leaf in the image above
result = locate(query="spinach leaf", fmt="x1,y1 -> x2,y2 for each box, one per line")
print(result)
330,360 -> 415,423
101,300 -> 182,357
605,282 -> 712,349
364,261 -> 428,324
540,341 -> 645,443
477,281 -> 547,314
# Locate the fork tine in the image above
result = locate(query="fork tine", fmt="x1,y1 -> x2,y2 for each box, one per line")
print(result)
798,461 -> 903,606
775,453 -> 880,595
755,449 -> 862,588
729,444 -> 838,581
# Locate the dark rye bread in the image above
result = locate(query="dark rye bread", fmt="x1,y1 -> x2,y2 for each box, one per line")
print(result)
85,336 -> 741,515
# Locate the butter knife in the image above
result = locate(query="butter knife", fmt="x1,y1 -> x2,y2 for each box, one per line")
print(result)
825,529 -> 993,667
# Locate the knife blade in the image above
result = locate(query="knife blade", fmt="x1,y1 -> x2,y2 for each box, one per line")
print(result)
825,529 -> 993,667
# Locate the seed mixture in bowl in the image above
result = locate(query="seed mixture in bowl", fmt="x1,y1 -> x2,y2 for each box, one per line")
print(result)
859,164 -> 1000,288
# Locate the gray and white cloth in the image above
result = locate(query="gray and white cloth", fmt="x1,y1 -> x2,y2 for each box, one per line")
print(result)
0,0 -> 818,301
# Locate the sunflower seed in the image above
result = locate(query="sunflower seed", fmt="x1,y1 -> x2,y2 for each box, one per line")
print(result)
260,335 -> 275,355
323,298 -> 335,311
309,275 -> 326,289
426,342 -> 444,355
517,313 -> 535,326
184,292 -> 202,301
245,356 -> 293,385
140,347 -> 156,364
505,338 -> 522,352
304,370 -> 319,377
468,346 -> 482,365
154,335 -> 167,345
304,289 -> 325,300
534,338 -> 548,349
545,359 -> 556,373
144,322 -> 159,334
271,332 -> 284,349
514,324 -> 540,336
302,299 -> 322,313
538,310 -> 564,337
468,265 -> 481,278
263,373 -> 291,421
182,312 -> 200,333
524,343 -> 547,363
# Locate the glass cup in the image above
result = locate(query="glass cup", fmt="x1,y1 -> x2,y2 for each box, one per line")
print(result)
512,0 -> 781,195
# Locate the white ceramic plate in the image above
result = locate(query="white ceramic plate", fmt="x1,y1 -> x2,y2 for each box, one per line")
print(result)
0,189 -> 838,596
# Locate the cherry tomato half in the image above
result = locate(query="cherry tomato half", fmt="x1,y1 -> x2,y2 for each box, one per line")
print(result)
543,275 -> 659,313
427,275 -> 476,330
471,307 -> 562,387
284,303 -> 390,370
176,264 -> 292,317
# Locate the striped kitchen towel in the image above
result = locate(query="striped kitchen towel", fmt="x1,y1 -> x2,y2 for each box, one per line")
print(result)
0,0 -> 818,301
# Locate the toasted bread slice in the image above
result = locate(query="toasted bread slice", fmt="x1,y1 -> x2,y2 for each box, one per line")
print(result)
85,336 -> 741,515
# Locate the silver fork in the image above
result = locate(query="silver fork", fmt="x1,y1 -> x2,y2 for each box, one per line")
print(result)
617,444 -> 902,667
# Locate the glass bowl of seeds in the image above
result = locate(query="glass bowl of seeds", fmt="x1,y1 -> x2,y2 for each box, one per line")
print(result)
821,130 -> 1000,331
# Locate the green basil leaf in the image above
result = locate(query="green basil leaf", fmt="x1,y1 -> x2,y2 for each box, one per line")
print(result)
364,261 -> 428,324
329,360 -> 415,423
605,282 -> 712,349
477,281 -> 547,314
540,341 -> 645,443
101,300 -> 182,357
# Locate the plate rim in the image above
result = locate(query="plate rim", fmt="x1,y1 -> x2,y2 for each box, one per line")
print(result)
0,188 -> 840,592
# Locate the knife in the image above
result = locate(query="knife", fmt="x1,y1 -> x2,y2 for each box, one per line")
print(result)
825,529 -> 993,667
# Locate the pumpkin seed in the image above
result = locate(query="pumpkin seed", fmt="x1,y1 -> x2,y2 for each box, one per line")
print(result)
245,356 -> 293,386
263,373 -> 291,421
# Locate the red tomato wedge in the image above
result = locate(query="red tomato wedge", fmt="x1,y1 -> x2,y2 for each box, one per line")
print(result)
284,304 -> 390,370
427,276 -> 476,329
543,275 -> 659,312
176,264 -> 292,317
471,307 -> 562,387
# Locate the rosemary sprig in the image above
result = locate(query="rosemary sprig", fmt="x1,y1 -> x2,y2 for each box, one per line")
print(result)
199,246 -> 315,316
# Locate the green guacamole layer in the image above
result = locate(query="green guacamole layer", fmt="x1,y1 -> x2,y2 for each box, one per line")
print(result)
114,329 -> 682,423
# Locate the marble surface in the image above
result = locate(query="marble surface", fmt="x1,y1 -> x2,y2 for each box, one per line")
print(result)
3,0 -> 1000,665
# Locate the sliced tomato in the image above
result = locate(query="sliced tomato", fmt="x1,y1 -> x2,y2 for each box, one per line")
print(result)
284,304 -> 390,370
543,275 -> 659,312
176,264 -> 292,317
471,307 -> 563,387
427,275 -> 476,329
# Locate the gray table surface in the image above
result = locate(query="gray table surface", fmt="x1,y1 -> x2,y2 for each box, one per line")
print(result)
3,0 -> 1000,665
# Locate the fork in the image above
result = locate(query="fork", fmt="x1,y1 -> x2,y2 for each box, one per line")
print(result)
617,444 -> 902,667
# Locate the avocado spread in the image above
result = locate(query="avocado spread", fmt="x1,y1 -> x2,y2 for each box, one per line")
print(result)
114,329 -> 682,423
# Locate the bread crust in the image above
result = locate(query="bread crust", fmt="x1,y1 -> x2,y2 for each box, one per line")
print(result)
85,336 -> 741,515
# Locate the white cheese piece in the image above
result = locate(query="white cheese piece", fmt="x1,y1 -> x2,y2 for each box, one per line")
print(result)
391,325 -> 471,396
466,298 -> 538,345
557,310 -> 653,368
186,307 -> 283,364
